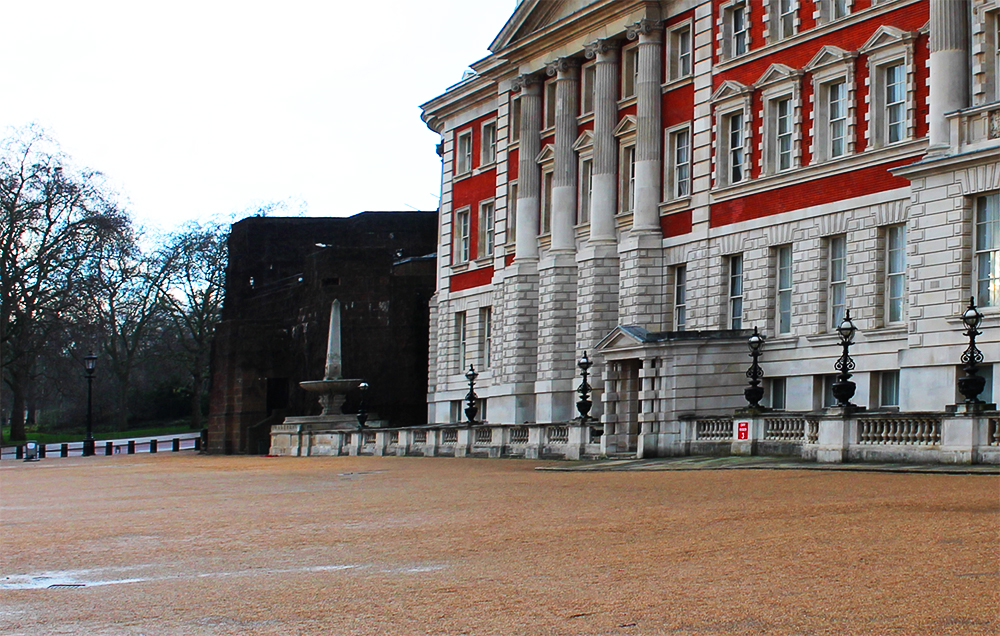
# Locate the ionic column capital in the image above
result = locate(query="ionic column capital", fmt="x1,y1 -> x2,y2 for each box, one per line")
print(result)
511,73 -> 543,94
626,18 -> 663,42
546,57 -> 581,78
584,38 -> 619,61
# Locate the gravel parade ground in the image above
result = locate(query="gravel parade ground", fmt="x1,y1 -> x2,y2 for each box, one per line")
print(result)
1,453 -> 997,635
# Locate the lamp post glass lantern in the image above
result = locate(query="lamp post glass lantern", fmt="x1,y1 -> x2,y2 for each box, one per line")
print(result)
83,352 -> 97,456
356,381 -> 369,430
576,351 -> 593,422
464,365 -> 479,426
744,327 -> 765,409
831,309 -> 858,407
957,296 -> 987,404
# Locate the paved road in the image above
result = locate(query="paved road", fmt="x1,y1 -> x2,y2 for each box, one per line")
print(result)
1,454 -> 997,635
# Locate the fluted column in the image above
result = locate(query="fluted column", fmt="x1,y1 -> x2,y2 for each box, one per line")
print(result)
585,39 -> 619,245
627,18 -> 664,234
547,58 -> 580,254
514,74 -> 543,260
928,0 -> 970,151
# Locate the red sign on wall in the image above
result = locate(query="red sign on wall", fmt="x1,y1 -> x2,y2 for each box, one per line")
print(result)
737,421 -> 750,441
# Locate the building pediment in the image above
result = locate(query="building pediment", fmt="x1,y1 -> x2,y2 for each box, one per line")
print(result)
596,325 -> 652,351
859,25 -> 914,54
710,80 -> 751,103
489,0 -> 601,54
804,45 -> 856,72
613,115 -> 637,138
572,129 -> 595,151
753,63 -> 802,90
536,143 -> 557,164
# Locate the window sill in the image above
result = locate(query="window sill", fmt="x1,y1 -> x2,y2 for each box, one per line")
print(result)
710,139 -> 926,202
453,170 -> 472,183
617,96 -> 637,110
475,162 -> 496,174
577,112 -> 595,125
662,76 -> 693,93
541,125 -> 556,138
863,325 -> 908,341
659,197 -> 692,213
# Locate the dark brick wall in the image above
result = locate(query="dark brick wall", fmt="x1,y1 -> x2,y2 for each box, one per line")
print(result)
207,212 -> 438,454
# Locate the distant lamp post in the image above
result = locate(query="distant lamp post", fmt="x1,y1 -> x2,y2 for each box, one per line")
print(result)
957,297 -> 986,405
83,352 -> 97,457
576,351 -> 593,422
831,309 -> 858,408
464,365 -> 479,427
744,327 -> 765,409
356,382 -> 369,430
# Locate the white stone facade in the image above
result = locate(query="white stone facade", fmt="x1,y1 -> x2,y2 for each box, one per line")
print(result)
419,0 -> 1000,461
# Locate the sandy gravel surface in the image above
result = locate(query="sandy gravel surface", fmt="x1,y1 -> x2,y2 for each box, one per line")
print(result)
0,453 -> 997,636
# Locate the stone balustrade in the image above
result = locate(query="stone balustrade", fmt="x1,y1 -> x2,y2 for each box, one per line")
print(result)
947,103 -> 1000,154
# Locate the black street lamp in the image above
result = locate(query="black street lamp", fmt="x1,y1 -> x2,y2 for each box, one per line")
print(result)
744,326 -> 765,409
83,352 -> 97,457
831,309 -> 858,408
356,381 -> 369,430
576,351 -> 593,422
464,365 -> 479,426
957,297 -> 986,405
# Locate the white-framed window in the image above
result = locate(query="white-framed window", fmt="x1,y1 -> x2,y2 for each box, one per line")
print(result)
666,125 -> 692,199
478,200 -> 495,259
668,23 -> 693,81
480,307 -> 492,369
820,0 -> 849,23
456,312 -> 467,371
541,169 -> 554,234
724,110 -> 746,185
581,63 -> 596,115
729,254 -> 744,329
622,45 -> 639,100
770,377 -> 787,409
509,95 -> 521,143
455,207 -> 471,263
885,224 -> 905,323
507,182 -> 518,245
764,96 -> 795,173
827,80 -> 848,158
544,80 -> 558,129
769,0 -> 796,42
674,265 -> 687,331
456,130 -> 473,176
828,234 -> 847,329
860,27 -> 915,149
976,193 -> 1000,307
806,46 -> 857,163
620,144 -> 636,214
722,1 -> 751,60
578,157 -> 593,225
776,245 -> 792,334
879,370 -> 899,408
989,11 -> 1000,103
481,121 -> 497,166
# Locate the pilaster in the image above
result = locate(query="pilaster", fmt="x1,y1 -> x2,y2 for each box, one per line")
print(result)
928,0 -> 971,150
584,38 -> 620,244
514,74 -> 543,260
627,18 -> 664,234
547,57 -> 580,254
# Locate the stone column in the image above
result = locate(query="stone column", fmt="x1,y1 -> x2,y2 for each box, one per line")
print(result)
514,74 -> 543,261
928,0 -> 970,152
500,74 -> 543,425
536,59 -> 580,425
619,19 -> 665,330
576,39 -> 621,423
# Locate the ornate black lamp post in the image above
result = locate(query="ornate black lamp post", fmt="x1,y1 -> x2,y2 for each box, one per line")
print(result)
744,327 -> 765,409
831,309 -> 858,408
356,381 -> 369,429
464,365 -> 479,426
576,351 -> 593,422
83,352 -> 97,457
957,297 -> 986,405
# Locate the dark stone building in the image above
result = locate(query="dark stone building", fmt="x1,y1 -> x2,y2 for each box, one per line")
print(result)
207,212 -> 438,454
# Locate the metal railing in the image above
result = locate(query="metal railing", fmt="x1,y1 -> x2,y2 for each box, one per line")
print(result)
3,433 -> 202,460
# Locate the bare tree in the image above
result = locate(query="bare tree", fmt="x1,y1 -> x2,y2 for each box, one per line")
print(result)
0,127 -> 128,441
158,222 -> 227,429
89,230 -> 172,430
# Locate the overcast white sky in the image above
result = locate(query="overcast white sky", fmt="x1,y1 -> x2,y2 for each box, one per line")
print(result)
1,1 -> 517,232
